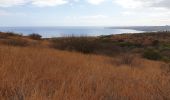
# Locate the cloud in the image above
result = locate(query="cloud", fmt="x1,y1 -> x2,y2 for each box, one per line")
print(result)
0,0 -> 28,7
115,0 -> 170,19
154,0 -> 170,9
31,0 -> 68,7
114,0 -> 170,26
0,0 -> 170,9
114,0 -> 158,8
0,0 -> 105,7
114,0 -> 170,9
87,0 -> 105,5
114,0 -> 145,8
0,0 -> 69,7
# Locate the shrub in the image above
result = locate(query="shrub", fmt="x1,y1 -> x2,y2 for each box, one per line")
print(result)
3,39 -> 28,47
118,39 -> 124,42
52,36 -> 99,54
115,42 -> 142,48
5,32 -> 22,37
152,40 -> 159,46
28,33 -> 42,40
143,49 -> 162,60
0,32 -> 22,38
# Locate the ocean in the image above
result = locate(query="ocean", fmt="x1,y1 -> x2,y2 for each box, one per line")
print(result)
0,27 -> 143,38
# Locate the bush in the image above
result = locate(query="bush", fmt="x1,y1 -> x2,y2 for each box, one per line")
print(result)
143,49 -> 162,60
0,32 -> 22,38
52,36 -> 99,54
115,42 -> 142,48
28,33 -> 42,40
152,40 -> 159,46
3,39 -> 28,47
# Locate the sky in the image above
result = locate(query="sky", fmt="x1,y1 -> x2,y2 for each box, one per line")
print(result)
0,0 -> 170,26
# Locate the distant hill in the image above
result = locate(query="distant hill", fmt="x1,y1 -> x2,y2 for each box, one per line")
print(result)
107,26 -> 170,32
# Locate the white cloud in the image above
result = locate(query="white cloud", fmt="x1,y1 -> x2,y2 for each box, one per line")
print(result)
0,0 -> 170,9
114,0 -> 170,9
31,0 -> 68,7
115,0 -> 156,8
87,0 -> 105,5
0,0 -> 69,7
0,0 -> 28,7
115,0 -> 170,19
115,0 -> 145,8
154,0 -> 170,9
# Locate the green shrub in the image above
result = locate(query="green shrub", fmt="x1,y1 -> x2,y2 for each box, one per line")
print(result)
28,33 -> 42,40
52,36 -> 99,54
143,49 -> 162,60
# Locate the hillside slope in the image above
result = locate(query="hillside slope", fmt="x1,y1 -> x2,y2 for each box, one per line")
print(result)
0,45 -> 170,100
0,32 -> 170,100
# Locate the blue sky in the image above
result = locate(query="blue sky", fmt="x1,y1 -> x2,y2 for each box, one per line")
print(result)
0,0 -> 170,26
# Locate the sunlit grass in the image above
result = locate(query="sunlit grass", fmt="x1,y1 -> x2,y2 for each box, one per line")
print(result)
0,45 -> 170,100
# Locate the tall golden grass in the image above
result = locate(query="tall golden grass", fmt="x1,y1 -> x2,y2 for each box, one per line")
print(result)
0,45 -> 170,100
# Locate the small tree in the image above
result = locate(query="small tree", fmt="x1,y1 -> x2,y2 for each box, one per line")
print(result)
29,33 -> 42,40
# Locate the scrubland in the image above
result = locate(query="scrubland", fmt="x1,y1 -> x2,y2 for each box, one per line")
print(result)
0,32 -> 170,100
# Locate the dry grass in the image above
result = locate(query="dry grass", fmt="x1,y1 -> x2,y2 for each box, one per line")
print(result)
0,45 -> 170,100
109,32 -> 170,46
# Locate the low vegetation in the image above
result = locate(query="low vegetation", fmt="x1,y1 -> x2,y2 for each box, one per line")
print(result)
28,33 -> 42,40
3,38 -> 29,47
143,48 -> 162,60
1,45 -> 170,100
50,31 -> 170,62
0,31 -> 170,100
0,32 -> 22,38
51,36 -> 99,53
